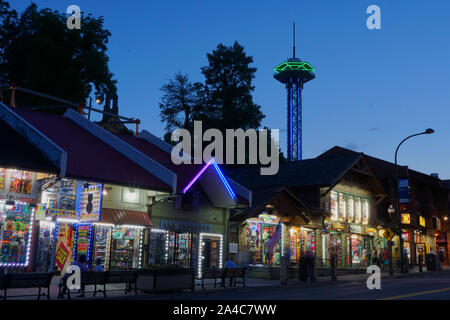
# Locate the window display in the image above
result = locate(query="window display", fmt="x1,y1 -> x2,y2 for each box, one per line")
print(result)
351,234 -> 363,265
54,223 -> 75,272
148,230 -> 168,266
92,225 -> 111,270
110,227 -> 141,269
347,195 -> 354,222
245,215 -> 281,266
9,170 -> 33,194
167,232 -> 192,267
35,221 -> 55,272
0,203 -> 34,266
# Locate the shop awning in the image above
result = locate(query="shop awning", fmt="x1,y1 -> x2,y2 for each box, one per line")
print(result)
100,208 -> 153,227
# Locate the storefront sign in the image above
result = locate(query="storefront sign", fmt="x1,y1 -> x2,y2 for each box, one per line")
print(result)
257,213 -> 279,224
332,223 -> 345,231
398,178 -> 410,204
229,243 -> 238,253
45,208 -> 77,219
350,225 -> 362,234
55,242 -> 70,270
401,213 -> 411,224
79,184 -> 103,222
419,216 -> 426,227
160,220 -> 212,233
366,228 -> 376,236
76,225 -> 91,256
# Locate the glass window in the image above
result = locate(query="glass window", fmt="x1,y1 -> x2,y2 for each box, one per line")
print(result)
0,203 -> 34,265
347,195 -> 354,222
330,191 -> 338,220
362,198 -> 369,224
339,193 -> 346,220
355,197 -> 362,223
148,231 -> 168,266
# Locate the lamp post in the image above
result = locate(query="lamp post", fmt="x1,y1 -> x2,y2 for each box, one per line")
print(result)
394,128 -> 434,273
387,204 -> 395,276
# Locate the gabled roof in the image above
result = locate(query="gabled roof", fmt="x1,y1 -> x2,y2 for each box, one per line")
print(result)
317,146 -> 442,188
0,119 -> 58,173
223,153 -> 362,190
115,131 -> 251,207
10,108 -> 172,192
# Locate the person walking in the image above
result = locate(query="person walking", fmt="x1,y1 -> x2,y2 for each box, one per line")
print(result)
372,249 -> 378,266
383,247 -> 389,271
94,258 -> 104,272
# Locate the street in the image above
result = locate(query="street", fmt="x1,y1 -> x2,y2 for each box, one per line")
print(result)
125,271 -> 450,300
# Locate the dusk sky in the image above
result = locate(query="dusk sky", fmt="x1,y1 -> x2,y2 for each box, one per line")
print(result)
13,0 -> 450,178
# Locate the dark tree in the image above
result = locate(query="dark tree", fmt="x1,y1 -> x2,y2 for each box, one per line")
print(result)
159,72 -> 201,142
198,41 -> 265,131
0,1 -> 116,107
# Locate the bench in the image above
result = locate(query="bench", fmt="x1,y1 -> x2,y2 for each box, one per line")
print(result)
0,272 -> 54,300
59,270 -> 138,299
198,268 -> 225,290
197,267 -> 247,290
223,267 -> 247,288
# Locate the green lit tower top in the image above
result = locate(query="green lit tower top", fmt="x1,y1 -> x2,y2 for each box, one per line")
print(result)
273,23 -> 315,161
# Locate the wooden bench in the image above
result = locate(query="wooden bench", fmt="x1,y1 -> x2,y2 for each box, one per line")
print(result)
60,270 -> 138,299
198,268 -> 225,290
223,267 -> 247,288
1,272 -> 54,300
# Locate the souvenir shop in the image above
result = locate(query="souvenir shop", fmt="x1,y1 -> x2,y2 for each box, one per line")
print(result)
148,220 -> 224,277
243,213 -> 283,266
34,178 -> 148,272
0,168 -> 41,268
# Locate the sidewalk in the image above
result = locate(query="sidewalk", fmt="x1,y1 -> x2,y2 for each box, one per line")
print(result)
3,266 -> 450,300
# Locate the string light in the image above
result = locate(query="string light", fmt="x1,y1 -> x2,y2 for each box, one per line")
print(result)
198,233 -> 223,278
150,228 -> 169,263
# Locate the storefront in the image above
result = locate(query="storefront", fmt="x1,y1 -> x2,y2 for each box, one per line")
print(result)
289,226 -> 316,264
243,213 -> 282,266
0,200 -> 35,267
149,220 -> 225,278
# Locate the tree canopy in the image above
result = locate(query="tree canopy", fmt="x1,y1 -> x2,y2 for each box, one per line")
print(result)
0,1 -> 116,106
159,41 -> 265,139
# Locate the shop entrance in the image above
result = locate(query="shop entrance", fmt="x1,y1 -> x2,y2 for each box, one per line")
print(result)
168,232 -> 193,268
416,243 -> 426,266
202,237 -> 220,268
110,227 -> 141,270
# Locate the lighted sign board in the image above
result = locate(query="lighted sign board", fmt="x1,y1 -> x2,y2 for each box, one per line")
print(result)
79,184 -> 103,222
419,216 -> 426,227
350,225 -> 362,234
401,213 -> 411,224
366,228 -> 376,236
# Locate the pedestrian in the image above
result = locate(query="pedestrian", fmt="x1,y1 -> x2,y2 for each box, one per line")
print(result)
224,256 -> 237,286
372,248 -> 378,266
330,247 -> 337,281
94,258 -> 104,272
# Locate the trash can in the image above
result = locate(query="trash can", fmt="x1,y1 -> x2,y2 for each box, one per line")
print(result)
426,253 -> 436,271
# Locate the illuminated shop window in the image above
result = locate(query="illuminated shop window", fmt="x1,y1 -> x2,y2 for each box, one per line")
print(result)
0,168 -> 6,190
355,197 -> 361,223
347,195 -> 354,222
339,193 -> 346,221
330,191 -> 338,220
362,198 -> 369,224
9,170 -> 33,194
0,203 -> 35,266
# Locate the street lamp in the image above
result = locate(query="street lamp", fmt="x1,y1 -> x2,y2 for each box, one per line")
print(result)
394,128 -> 434,273
387,205 -> 395,275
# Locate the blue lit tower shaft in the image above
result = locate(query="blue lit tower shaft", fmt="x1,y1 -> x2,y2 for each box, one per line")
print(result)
287,79 -> 302,161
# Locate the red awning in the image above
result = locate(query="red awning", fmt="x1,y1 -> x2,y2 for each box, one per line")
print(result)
100,208 -> 152,227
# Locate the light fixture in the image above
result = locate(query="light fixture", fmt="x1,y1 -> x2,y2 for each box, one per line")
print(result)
388,205 -> 395,215
444,216 -> 448,221
424,128 -> 435,134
